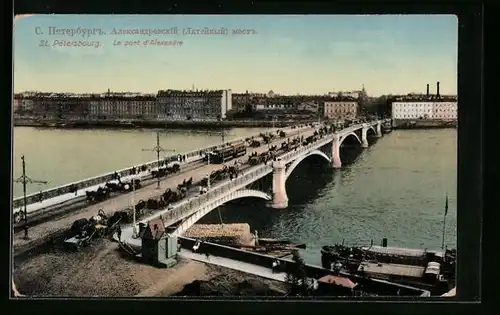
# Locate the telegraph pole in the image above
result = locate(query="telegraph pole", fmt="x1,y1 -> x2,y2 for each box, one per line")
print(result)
142,131 -> 175,189
13,156 -> 48,240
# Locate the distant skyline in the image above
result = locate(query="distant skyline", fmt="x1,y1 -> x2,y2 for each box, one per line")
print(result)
14,15 -> 458,96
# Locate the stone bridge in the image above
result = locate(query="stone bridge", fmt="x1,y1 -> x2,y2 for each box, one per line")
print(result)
131,119 -> 391,236
12,126 -> 299,210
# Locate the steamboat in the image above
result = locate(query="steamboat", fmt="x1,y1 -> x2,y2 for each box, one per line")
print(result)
320,238 -> 456,295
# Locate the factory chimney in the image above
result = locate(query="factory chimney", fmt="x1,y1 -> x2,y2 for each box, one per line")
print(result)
426,84 -> 429,96
437,81 -> 440,97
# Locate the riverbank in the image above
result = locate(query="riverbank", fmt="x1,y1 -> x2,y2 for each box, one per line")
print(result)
13,118 -> 311,130
12,238 -> 287,297
392,119 -> 457,129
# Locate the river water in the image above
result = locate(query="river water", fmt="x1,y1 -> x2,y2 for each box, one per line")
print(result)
12,127 -> 457,265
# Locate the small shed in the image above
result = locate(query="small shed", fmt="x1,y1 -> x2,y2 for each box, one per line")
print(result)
317,275 -> 358,296
140,218 -> 177,268
140,218 -> 165,240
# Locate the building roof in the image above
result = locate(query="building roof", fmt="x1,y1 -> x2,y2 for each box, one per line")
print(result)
140,218 -> 166,240
157,89 -> 227,96
358,262 -> 425,278
391,96 -> 457,102
317,275 -> 357,289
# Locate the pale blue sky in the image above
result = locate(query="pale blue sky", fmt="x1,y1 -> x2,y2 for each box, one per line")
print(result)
13,15 -> 458,96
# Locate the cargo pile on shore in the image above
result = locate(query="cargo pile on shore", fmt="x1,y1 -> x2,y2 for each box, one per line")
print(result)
184,223 -> 254,247
174,267 -> 287,297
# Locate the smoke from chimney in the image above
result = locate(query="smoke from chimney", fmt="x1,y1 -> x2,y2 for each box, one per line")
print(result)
437,81 -> 440,97
426,84 -> 429,96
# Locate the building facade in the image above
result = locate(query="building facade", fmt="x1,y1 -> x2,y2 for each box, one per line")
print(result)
323,100 -> 358,119
328,91 -> 360,99
431,102 -> 457,120
87,93 -> 157,120
13,95 -> 20,114
156,89 -> 232,121
391,101 -> 457,120
231,92 -> 251,112
24,93 -> 91,119
254,103 -> 295,111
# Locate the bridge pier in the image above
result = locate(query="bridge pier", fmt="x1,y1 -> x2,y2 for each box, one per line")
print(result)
375,122 -> 382,137
269,160 -> 288,209
332,136 -> 342,168
361,125 -> 369,148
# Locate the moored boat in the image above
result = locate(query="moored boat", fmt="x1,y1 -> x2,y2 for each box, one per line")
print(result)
320,238 -> 456,295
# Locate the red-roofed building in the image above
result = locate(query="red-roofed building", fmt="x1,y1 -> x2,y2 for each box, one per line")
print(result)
317,274 -> 358,296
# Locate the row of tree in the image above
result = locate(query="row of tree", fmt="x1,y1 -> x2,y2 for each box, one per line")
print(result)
358,95 -> 393,118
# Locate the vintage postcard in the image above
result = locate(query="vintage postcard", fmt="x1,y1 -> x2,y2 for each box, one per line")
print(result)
12,14 -> 457,298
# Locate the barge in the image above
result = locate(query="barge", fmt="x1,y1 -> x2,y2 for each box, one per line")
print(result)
321,238 -> 456,295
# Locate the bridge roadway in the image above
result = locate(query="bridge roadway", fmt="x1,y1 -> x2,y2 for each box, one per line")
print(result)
12,126 -> 318,253
12,125 -> 309,222
119,119 -> 390,236
12,125 -> 303,211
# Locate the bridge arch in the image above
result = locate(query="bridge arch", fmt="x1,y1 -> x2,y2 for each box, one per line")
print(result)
366,125 -> 376,136
340,132 -> 362,146
172,189 -> 272,236
285,150 -> 331,181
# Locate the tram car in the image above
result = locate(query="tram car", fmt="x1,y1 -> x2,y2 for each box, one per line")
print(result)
209,141 -> 247,164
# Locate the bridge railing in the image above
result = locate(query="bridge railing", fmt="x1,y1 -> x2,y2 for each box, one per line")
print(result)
160,164 -> 273,227
279,135 -> 335,164
12,126 -> 302,209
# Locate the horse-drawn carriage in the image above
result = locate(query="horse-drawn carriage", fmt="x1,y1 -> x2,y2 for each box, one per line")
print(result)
64,209 -> 120,251
151,163 -> 181,178
199,164 -> 239,187
144,180 -> 189,211
177,177 -> 193,191
248,151 -> 273,166
260,133 -> 274,144
249,140 -> 261,148
105,177 -> 141,193
85,186 -> 110,203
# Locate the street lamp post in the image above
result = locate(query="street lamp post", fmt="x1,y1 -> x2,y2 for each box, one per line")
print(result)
130,174 -> 138,237
142,131 -> 175,189
13,156 -> 48,240
140,132 -> 174,236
